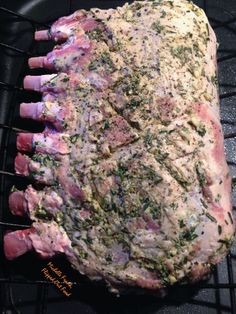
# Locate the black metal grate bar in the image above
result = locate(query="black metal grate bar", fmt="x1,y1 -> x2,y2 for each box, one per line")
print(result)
0,277 -> 236,289
211,16 -> 236,29
220,83 -> 236,88
221,120 -> 236,125
226,254 -> 236,312
0,7 -> 50,28
203,0 -> 207,14
224,133 -> 236,139
218,54 -> 236,63
0,123 -> 29,133
218,49 -> 236,54
68,0 -> 73,15
220,91 -> 236,99
0,42 -> 32,57
0,81 -> 23,91
210,17 -> 236,35
0,222 -> 31,229
8,285 -> 21,314
36,285 -> 48,314
0,279 -> 54,285
0,171 -> 25,178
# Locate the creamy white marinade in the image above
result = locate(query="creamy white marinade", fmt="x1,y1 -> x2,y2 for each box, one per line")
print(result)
4,0 -> 235,294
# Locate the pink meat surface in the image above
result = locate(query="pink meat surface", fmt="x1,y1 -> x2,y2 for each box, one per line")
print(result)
4,223 -> 73,260
4,0 -> 235,295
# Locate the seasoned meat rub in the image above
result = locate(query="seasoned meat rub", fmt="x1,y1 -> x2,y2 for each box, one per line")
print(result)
4,0 -> 235,294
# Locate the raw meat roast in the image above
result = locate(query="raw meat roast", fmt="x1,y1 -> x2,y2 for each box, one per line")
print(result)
4,0 -> 235,294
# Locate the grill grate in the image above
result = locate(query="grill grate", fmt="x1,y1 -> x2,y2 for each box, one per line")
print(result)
0,1 -> 235,313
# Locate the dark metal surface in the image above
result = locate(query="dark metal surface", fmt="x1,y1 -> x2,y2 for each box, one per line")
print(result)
0,0 -> 235,313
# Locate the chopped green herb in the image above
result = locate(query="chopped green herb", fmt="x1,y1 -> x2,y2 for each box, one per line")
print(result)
160,10 -> 167,18
128,97 -> 144,109
218,238 -> 233,249
123,74 -> 140,96
200,198 -> 208,209
144,131 -> 154,146
10,185 -> 19,193
215,193 -> 221,203
101,52 -> 114,69
62,121 -> 68,129
84,237 -> 93,245
232,180 -> 236,189
78,250 -> 88,259
132,2 -> 144,10
88,60 -> 97,71
156,158 -> 189,189
62,77 -> 69,82
170,203 -> 178,211
182,127 -> 189,133
159,130 -> 168,134
56,212 -> 64,224
170,46 -> 192,65
158,260 -> 170,285
114,163 -> 128,181
172,171 -> 189,189
206,212 -> 217,223
150,0 -> 163,7
143,197 -> 162,219
129,207 -> 140,218
188,119 -> 206,137
182,227 -> 198,241
179,219 -> 185,228
206,23 -> 210,36
193,42 -> 200,53
151,21 -> 165,34
32,154 -> 59,168
155,151 -> 169,162
112,38 -> 122,51
105,255 -> 113,262
228,212 -> 234,224
103,120 -> 110,130
195,163 -> 206,188
211,75 -> 218,85
36,208 -> 48,219
89,52 -> 114,72
167,0 -> 174,7
218,225 -> 222,235
70,134 -> 80,144
197,125 -> 206,137
142,164 -> 163,184
88,27 -> 103,40
174,237 -> 185,250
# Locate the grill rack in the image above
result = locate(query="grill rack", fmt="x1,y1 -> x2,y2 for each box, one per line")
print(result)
0,1 -> 236,313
